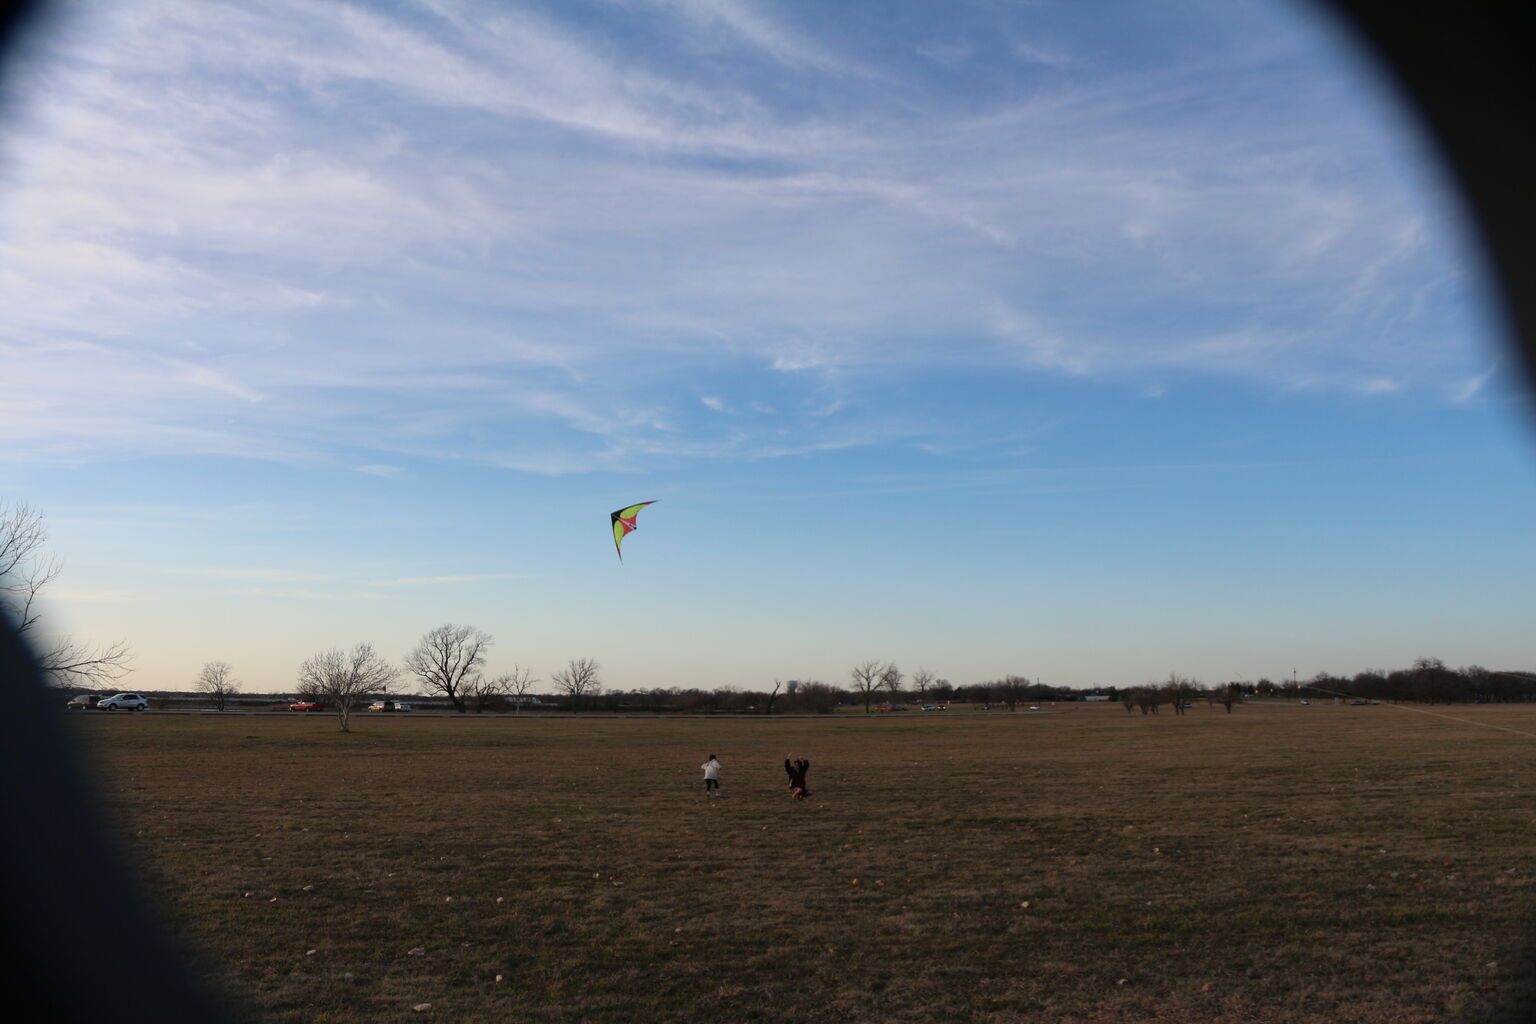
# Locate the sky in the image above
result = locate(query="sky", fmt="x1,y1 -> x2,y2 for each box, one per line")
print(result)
1,0 -> 1532,695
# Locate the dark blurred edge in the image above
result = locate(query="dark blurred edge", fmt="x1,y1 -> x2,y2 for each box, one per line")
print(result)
1316,0 -> 1536,413
0,10 -> 235,1024
2,615 -> 237,1021
0,0 -> 1531,1021
1310,10 -> 1536,1020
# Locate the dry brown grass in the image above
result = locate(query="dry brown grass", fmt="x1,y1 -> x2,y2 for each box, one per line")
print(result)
68,703 -> 1536,1023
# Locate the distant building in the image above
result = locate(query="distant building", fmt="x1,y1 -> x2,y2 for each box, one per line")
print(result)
1081,694 -> 1111,702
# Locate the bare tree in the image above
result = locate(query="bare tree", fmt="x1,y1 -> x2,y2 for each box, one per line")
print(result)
41,636 -> 134,688
850,659 -> 887,713
294,673 -> 323,704
194,660 -> 240,711
0,501 -> 132,687
297,643 -> 397,732
1163,673 -> 1197,716
1214,682 -> 1243,713
910,668 -> 935,703
882,663 -> 904,703
1412,656 -> 1451,704
467,672 -> 507,713
492,664 -> 538,713
552,657 -> 602,711
998,675 -> 1028,711
1131,686 -> 1162,715
0,502 -> 53,633
765,679 -> 783,715
405,624 -> 492,713
789,679 -> 839,714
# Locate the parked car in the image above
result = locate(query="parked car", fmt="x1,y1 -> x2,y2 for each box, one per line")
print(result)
66,693 -> 101,710
288,700 -> 325,712
99,693 -> 148,711
1298,699 -> 1311,706
1029,705 -> 1040,711
395,703 -> 413,712
1350,700 -> 1368,706
369,699 -> 413,712
922,705 -> 936,711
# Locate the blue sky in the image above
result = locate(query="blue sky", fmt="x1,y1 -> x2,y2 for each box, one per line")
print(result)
2,0 -> 1531,694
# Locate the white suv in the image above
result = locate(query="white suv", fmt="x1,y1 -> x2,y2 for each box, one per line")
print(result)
99,693 -> 148,711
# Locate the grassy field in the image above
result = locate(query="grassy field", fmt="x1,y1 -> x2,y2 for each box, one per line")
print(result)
69,703 -> 1536,1023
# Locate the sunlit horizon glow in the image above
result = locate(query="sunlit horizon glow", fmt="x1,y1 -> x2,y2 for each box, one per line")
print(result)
2,0 -> 1532,695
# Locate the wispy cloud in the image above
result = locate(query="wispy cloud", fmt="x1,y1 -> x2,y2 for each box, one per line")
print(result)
1011,40 -> 1073,70
184,366 -> 263,403
652,0 -> 874,77
1449,365 -> 1497,403
236,587 -> 400,601
194,568 -> 333,583
46,586 -> 149,602
0,0 -> 1491,476
916,39 -> 975,67
371,573 -> 533,586
1357,378 -> 1402,395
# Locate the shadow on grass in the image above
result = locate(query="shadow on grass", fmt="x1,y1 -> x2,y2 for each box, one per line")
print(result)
1472,913 -> 1536,1024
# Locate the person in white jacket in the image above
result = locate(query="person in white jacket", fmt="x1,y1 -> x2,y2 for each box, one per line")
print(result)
700,754 -> 722,797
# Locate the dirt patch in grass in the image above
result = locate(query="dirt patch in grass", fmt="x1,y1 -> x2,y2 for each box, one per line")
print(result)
70,704 -> 1536,1022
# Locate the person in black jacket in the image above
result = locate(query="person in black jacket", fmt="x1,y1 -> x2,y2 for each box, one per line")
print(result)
784,757 -> 811,799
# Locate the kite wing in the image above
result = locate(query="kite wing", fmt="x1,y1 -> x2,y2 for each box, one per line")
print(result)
610,501 -> 656,562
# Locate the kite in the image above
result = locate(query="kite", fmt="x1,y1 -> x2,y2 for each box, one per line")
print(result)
611,501 -> 656,562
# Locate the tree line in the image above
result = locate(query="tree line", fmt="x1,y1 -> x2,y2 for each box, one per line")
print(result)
9,505 -> 1531,721
1283,658 -> 1536,705
289,625 -> 603,731
171,628 -> 599,731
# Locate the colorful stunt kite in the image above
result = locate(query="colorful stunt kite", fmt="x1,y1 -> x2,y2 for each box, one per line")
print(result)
611,501 -> 656,562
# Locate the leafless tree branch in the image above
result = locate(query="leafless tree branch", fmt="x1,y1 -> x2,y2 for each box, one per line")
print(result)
551,657 -> 601,711
298,643 -> 397,732
491,664 -> 538,713
195,660 -> 240,711
850,659 -> 889,713
405,624 -> 493,713
1,501 -> 132,687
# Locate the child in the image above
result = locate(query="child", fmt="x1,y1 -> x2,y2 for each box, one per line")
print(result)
784,756 -> 811,799
701,754 -> 722,797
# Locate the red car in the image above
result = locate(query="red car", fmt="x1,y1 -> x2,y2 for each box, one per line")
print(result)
289,700 -> 325,712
